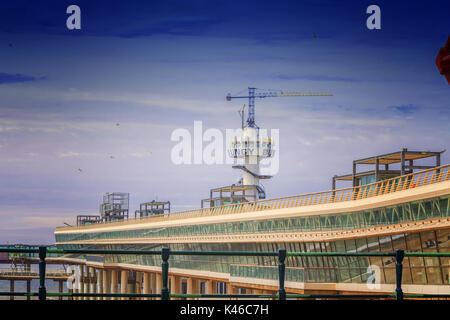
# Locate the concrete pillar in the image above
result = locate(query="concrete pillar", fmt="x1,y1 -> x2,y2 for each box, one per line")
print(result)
97,269 -> 103,300
120,270 -> 128,300
83,277 -> 89,301
89,267 -> 95,300
135,272 -> 142,300
111,270 -> 119,300
26,279 -> 31,301
103,269 -> 111,300
206,279 -> 214,294
127,273 -> 135,299
9,280 -> 14,301
191,278 -> 200,300
155,273 -> 162,298
187,277 -> 194,300
77,265 -> 83,300
150,273 -> 156,299
59,280 -> 64,301
172,276 -> 181,300
143,272 -> 150,300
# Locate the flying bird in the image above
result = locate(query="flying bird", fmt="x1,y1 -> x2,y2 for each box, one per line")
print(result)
116,123 -> 120,126
8,43 -> 12,47
313,33 -> 317,38
110,155 -> 115,159
77,168 -> 83,172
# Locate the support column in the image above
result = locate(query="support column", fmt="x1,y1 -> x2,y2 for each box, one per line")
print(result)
206,279 -> 214,294
143,272 -> 150,300
401,148 -> 406,176
59,280 -> 63,301
375,157 -> 380,182
89,267 -> 95,300
150,273 -> 156,299
187,277 -> 194,300
97,269 -> 103,300
26,279 -> 31,301
111,269 -> 119,300
192,278 -> 200,300
155,273 -> 162,297
169,275 -> 180,300
83,269 -> 89,301
103,269 -> 111,300
9,280 -> 14,301
127,273 -> 135,299
79,264 -> 85,300
120,270 -> 128,300
135,272 -> 142,300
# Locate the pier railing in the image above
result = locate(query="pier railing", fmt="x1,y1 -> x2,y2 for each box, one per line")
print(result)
56,164 -> 450,231
0,247 -> 449,300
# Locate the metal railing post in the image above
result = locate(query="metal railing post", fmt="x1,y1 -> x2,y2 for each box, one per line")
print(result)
161,247 -> 170,300
38,246 -> 47,300
278,248 -> 287,300
394,249 -> 404,301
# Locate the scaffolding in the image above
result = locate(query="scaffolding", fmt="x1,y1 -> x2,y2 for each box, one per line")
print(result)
100,192 -> 129,222
201,184 -> 261,208
134,200 -> 170,218
332,148 -> 445,189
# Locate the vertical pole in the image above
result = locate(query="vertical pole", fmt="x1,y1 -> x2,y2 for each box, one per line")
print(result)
59,279 -> 63,301
394,249 -> 405,301
143,272 -> 150,300
26,279 -> 31,301
401,148 -> 406,176
156,273 -> 162,297
111,269 -> 118,300
150,273 -> 156,299
352,161 -> 357,187
9,280 -> 14,301
375,157 -> 380,182
278,248 -> 286,300
103,269 -> 111,300
206,279 -> 214,295
436,154 -> 441,182
97,269 -> 103,300
38,246 -> 47,300
89,267 -> 95,300
187,277 -> 193,300
161,247 -> 170,300
120,270 -> 128,300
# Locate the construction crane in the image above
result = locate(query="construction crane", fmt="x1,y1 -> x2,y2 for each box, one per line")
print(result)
226,87 -> 333,128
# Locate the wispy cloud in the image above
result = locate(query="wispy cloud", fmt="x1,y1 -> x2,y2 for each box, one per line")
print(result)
0,73 -> 43,85
58,151 -> 81,158
389,104 -> 421,115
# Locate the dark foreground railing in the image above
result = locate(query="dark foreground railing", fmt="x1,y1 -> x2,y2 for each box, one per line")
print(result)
0,247 -> 449,300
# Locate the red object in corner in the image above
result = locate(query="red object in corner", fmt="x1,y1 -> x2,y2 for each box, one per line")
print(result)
436,35 -> 450,85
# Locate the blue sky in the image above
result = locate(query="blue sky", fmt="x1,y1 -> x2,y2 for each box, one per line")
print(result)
0,0 -> 449,244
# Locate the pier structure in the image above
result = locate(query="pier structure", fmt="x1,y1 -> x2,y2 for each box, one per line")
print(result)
0,267 -> 69,300
54,163 -> 450,299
